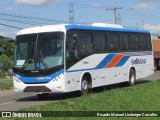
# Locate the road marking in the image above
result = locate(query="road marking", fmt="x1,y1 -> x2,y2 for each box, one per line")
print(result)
0,102 -> 15,106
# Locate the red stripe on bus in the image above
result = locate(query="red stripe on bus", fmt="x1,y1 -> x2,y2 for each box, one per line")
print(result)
105,55 -> 124,68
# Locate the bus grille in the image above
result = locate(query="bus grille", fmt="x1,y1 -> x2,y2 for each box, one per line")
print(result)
23,86 -> 51,92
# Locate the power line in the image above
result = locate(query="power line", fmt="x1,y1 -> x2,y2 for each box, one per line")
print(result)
0,22 -> 23,29
0,17 -> 42,26
0,12 -> 67,23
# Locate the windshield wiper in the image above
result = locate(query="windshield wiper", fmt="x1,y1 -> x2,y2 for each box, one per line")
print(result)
39,50 -> 48,70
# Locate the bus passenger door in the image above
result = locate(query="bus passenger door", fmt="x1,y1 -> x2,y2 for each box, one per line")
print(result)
66,32 -> 79,70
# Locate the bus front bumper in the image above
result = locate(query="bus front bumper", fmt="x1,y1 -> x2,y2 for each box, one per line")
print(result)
13,76 -> 65,93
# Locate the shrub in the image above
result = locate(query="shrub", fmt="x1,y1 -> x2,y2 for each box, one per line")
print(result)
0,54 -> 12,76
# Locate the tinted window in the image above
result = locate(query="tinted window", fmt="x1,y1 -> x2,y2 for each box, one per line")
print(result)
93,33 -> 107,52
66,32 -> 79,70
130,34 -> 140,50
146,34 -> 152,50
120,34 -> 130,51
66,32 -> 78,59
78,32 -> 93,53
140,35 -> 147,50
107,33 -> 119,51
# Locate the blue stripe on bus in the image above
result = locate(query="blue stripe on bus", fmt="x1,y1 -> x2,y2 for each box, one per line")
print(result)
115,56 -> 130,67
65,25 -> 150,34
95,54 -> 116,69
13,69 -> 64,84
67,54 -> 116,72
67,52 -> 152,73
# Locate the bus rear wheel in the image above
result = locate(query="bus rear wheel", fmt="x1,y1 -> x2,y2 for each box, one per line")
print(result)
37,93 -> 49,100
129,69 -> 136,86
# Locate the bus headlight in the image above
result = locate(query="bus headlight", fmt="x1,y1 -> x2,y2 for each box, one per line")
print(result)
13,76 -> 21,83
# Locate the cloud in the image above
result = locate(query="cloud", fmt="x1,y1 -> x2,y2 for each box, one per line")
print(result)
15,0 -> 62,6
0,25 -> 6,29
145,24 -> 160,34
135,2 -> 155,9
4,7 -> 14,12
91,3 -> 105,8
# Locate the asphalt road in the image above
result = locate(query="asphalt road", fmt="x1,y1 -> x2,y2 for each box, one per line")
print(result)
0,71 -> 160,111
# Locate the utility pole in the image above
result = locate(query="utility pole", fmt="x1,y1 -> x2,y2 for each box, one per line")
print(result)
69,2 -> 74,24
106,7 -> 122,24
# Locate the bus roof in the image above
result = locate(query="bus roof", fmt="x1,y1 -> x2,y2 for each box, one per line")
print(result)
17,24 -> 67,35
17,24 -> 150,35
65,24 -> 150,34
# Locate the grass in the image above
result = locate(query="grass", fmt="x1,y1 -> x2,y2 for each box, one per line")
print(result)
1,80 -> 160,120
0,81 -> 13,90
0,76 -> 9,79
0,77 -> 13,90
21,80 -> 160,111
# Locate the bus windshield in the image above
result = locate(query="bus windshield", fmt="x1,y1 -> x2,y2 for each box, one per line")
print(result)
14,32 -> 64,70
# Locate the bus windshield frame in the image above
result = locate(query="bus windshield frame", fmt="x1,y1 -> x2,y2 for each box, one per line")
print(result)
13,32 -> 64,76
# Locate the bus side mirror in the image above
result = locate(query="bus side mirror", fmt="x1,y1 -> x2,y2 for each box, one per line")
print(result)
71,37 -> 77,50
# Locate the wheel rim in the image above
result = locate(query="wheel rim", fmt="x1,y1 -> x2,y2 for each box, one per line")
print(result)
81,79 -> 89,94
130,74 -> 135,85
129,70 -> 135,86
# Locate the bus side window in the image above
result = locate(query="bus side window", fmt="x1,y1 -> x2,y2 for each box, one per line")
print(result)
66,33 -> 78,59
146,34 -> 152,50
78,32 -> 93,54
140,35 -> 147,50
72,36 -> 78,58
93,32 -> 107,52
120,34 -> 130,51
130,34 -> 140,51
107,33 -> 119,52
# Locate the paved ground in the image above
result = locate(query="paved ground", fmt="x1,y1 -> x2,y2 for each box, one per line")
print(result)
140,71 -> 160,81
0,71 -> 160,111
0,90 -> 50,111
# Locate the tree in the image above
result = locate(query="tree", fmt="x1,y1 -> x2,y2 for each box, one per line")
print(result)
1,39 -> 14,57
7,42 -> 14,56
0,54 -> 11,76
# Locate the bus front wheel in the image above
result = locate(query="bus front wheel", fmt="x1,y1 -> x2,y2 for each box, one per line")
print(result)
81,76 -> 91,95
129,69 -> 136,86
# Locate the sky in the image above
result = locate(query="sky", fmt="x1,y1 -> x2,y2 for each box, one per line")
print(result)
0,0 -> 160,39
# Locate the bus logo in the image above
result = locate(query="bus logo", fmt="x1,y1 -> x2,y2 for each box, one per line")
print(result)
131,58 -> 146,65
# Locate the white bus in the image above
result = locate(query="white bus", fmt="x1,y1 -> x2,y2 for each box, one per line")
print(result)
13,24 -> 154,99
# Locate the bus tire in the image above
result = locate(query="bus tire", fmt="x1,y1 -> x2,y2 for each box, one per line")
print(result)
81,76 -> 91,95
129,69 -> 136,86
37,93 -> 49,100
